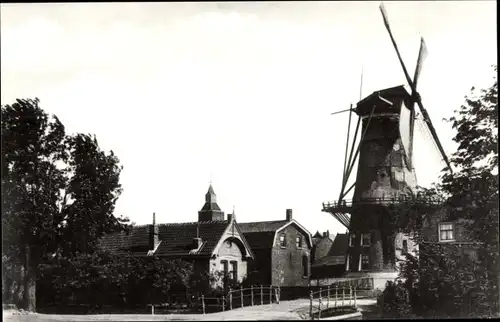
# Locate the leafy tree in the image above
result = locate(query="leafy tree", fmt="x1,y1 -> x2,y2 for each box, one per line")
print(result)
1,98 -> 129,311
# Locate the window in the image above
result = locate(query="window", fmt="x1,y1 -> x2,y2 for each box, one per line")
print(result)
346,254 -> 352,271
349,234 -> 356,247
229,261 -> 237,284
360,254 -> 369,270
279,234 -> 286,248
221,260 -> 228,279
302,255 -> 309,277
439,223 -> 455,242
402,240 -> 408,254
361,233 -> 371,247
296,236 -> 303,249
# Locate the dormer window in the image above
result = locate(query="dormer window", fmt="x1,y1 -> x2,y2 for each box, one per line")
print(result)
279,234 -> 286,248
439,223 -> 455,242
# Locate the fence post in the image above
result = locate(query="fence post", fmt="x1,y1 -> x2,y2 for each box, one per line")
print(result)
261,285 -> 264,305
335,286 -> 338,308
319,287 -> 322,302
318,297 -> 322,320
201,295 -> 205,315
327,285 -> 330,309
342,288 -> 345,307
229,288 -> 233,310
251,285 -> 254,306
277,286 -> 280,304
222,295 -> 225,312
354,287 -> 357,308
349,286 -> 352,307
269,286 -> 272,304
241,288 -> 244,308
309,290 -> 313,320
151,304 -> 154,315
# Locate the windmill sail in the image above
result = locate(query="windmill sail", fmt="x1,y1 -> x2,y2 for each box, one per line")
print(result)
399,101 -> 413,170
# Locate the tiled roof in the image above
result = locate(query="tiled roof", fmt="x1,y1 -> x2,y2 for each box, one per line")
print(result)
239,220 -> 289,233
239,220 -> 289,250
99,221 -> 229,257
326,233 -> 348,257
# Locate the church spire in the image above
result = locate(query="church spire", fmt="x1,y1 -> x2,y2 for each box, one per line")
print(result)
198,183 -> 225,222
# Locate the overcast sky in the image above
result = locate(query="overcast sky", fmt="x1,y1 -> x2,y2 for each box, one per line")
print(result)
1,1 -> 497,236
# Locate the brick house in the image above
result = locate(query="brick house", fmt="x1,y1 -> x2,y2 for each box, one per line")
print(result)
239,209 -> 313,287
99,184 -> 254,289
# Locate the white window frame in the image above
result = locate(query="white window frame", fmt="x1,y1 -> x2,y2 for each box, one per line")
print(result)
279,234 -> 286,248
349,233 -> 356,247
296,236 -> 303,249
361,233 -> 371,247
346,254 -> 351,271
438,222 -> 455,242
359,254 -> 369,271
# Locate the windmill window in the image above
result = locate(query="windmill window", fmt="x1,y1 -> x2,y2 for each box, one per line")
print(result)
361,233 -> 371,247
360,254 -> 370,270
296,236 -> 303,249
349,234 -> 356,247
439,223 -> 455,242
279,234 -> 286,248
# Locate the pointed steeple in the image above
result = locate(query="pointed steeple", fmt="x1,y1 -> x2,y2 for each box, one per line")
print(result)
198,183 -> 225,222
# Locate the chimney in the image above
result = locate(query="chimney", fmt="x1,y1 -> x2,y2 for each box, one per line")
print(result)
327,230 -> 330,237
323,232 -> 327,237
227,213 -> 232,222
149,212 -> 159,251
286,209 -> 293,221
192,237 -> 202,250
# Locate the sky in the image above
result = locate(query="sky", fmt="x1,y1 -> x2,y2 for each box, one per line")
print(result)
1,1 -> 497,236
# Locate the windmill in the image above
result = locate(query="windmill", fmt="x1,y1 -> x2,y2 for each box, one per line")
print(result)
322,3 -> 452,287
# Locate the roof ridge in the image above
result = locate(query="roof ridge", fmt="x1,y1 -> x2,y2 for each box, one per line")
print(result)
239,219 -> 288,224
130,220 -> 228,227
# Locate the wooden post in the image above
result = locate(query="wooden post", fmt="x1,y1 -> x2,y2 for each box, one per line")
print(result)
277,286 -> 280,304
269,286 -> 272,304
222,295 -> 225,311
319,287 -> 322,302
201,295 -> 205,315
241,288 -> 244,308
151,304 -> 154,315
335,286 -> 338,308
354,287 -> 357,308
327,285 -> 330,309
309,290 -> 313,320
318,297 -> 322,320
342,288 -> 345,307
229,288 -> 233,310
349,286 -> 352,306
251,285 -> 254,306
261,285 -> 264,305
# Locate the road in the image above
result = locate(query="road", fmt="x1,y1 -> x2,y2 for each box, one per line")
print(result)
3,298 -> 378,321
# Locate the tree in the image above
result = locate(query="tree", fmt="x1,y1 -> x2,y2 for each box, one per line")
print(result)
1,98 -> 129,311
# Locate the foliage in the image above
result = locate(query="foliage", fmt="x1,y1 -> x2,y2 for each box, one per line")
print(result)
1,98 -> 130,311
37,251 -> 197,309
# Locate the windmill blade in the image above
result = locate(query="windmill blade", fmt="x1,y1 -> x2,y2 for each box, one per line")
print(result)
379,2 -> 414,91
416,99 -> 453,173
412,37 -> 428,91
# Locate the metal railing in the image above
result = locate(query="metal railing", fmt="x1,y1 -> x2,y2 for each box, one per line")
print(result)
322,194 -> 443,210
197,285 -> 280,314
309,285 -> 358,320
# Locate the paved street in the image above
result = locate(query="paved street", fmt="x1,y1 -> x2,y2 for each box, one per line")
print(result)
3,298 -> 378,321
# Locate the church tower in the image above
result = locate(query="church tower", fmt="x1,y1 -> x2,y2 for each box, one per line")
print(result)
198,184 -> 225,222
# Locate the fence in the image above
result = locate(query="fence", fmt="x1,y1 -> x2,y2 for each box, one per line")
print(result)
197,285 -> 280,314
308,285 -> 358,320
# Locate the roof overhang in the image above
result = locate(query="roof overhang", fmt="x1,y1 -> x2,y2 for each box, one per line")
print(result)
272,220 -> 313,249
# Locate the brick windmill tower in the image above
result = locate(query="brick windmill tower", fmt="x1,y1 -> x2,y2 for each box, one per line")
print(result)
322,3 -> 453,289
